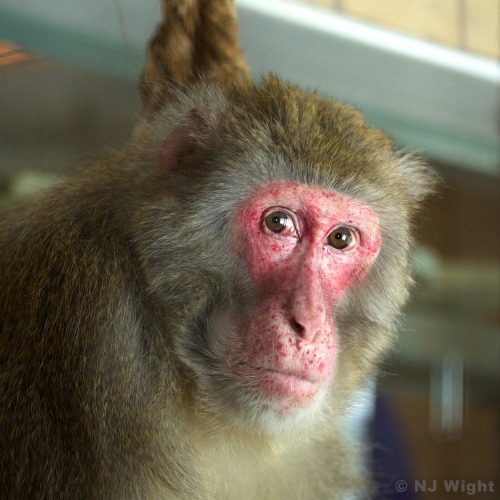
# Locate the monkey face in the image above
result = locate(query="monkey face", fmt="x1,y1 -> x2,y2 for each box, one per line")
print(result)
204,182 -> 381,420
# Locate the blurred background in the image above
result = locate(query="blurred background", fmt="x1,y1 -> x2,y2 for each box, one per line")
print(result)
0,0 -> 498,497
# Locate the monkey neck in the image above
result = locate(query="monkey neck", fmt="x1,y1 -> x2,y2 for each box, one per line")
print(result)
180,389 -> 357,499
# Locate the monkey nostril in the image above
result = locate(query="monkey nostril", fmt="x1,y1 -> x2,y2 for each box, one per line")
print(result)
293,320 -> 304,334
291,317 -> 322,342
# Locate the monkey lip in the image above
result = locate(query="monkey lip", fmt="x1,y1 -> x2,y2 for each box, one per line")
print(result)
258,367 -> 319,383
248,365 -> 323,403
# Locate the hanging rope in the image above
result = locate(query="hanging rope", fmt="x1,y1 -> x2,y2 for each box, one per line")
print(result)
140,0 -> 251,111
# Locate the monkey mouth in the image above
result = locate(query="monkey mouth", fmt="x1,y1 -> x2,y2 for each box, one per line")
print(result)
245,365 -> 322,404
257,367 -> 316,383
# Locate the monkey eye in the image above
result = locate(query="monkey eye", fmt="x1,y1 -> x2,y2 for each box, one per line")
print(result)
328,226 -> 355,250
264,211 -> 290,233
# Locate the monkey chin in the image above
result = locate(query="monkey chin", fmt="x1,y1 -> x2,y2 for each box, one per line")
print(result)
222,366 -> 332,435
254,379 -> 331,435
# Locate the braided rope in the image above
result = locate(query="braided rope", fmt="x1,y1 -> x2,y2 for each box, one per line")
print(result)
140,0 -> 251,111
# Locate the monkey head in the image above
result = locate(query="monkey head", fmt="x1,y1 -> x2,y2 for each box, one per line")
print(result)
135,77 -> 434,434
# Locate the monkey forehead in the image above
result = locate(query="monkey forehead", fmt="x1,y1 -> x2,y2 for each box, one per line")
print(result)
220,78 -> 401,195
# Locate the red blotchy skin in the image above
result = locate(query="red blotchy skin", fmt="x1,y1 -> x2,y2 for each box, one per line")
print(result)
228,182 -> 381,411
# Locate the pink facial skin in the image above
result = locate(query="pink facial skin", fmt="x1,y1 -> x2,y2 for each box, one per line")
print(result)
228,182 -> 381,412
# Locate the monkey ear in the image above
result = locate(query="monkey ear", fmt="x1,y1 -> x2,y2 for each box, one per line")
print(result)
158,109 -> 212,172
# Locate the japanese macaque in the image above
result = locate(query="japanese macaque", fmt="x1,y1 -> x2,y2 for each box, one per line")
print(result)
0,1 -> 435,499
